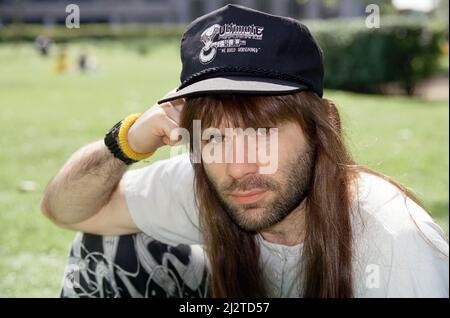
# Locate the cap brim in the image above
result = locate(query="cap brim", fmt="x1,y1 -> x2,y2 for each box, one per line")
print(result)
157,76 -> 308,104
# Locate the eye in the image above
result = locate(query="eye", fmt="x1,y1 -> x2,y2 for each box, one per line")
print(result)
257,128 -> 272,136
208,134 -> 223,144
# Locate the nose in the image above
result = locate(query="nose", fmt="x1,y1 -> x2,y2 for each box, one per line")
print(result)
225,135 -> 259,179
226,162 -> 259,180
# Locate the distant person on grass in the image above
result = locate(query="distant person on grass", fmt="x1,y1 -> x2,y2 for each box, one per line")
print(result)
34,35 -> 53,56
41,5 -> 448,298
52,45 -> 69,74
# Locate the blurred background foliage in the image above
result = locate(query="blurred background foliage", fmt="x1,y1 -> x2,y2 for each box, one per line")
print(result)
309,16 -> 447,95
1,17 -> 447,95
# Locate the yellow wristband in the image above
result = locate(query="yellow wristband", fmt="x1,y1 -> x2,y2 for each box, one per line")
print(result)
118,113 -> 154,161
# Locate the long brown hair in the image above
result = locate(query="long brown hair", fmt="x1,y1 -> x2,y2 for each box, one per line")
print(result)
179,91 -> 432,298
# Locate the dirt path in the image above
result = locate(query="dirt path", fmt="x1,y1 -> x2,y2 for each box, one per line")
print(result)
415,75 -> 449,101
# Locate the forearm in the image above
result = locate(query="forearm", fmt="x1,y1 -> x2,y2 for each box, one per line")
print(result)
41,140 -> 128,224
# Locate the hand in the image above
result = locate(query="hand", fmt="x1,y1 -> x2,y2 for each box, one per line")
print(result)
127,89 -> 185,154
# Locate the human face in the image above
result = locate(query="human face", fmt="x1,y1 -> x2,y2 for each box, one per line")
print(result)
202,121 -> 315,232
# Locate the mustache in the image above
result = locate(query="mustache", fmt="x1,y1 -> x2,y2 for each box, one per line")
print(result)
222,175 -> 279,194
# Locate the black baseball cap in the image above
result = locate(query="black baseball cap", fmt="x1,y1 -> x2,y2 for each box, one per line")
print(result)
158,4 -> 324,104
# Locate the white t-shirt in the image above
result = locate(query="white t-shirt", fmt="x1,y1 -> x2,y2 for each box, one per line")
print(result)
123,154 -> 449,298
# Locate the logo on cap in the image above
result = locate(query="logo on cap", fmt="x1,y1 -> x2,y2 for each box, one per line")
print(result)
199,23 -> 264,64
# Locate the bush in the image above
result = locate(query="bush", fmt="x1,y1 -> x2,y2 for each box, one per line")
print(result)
0,23 -> 185,42
306,16 -> 447,95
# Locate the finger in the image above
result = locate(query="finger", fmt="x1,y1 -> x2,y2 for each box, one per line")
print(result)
160,103 -> 181,124
161,98 -> 184,110
160,115 -> 183,146
165,98 -> 185,113
162,132 -> 183,146
173,98 -> 186,112
162,136 -> 171,145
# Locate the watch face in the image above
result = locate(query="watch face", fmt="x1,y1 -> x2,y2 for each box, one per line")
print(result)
104,120 -> 136,165
111,121 -> 122,137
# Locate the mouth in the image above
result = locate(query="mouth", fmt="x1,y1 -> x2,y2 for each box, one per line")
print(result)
230,189 -> 268,205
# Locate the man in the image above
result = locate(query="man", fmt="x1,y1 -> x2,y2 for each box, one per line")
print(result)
41,5 -> 448,298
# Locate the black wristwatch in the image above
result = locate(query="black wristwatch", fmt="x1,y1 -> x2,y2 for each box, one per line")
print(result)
104,120 -> 137,165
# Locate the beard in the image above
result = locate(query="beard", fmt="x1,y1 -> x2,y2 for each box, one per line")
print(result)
204,144 -> 315,232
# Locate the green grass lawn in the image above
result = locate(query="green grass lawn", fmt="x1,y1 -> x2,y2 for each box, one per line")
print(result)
0,41 -> 448,297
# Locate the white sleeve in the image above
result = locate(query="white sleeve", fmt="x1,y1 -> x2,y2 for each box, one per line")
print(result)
123,153 -> 203,246
384,198 -> 449,298
353,173 -> 449,298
